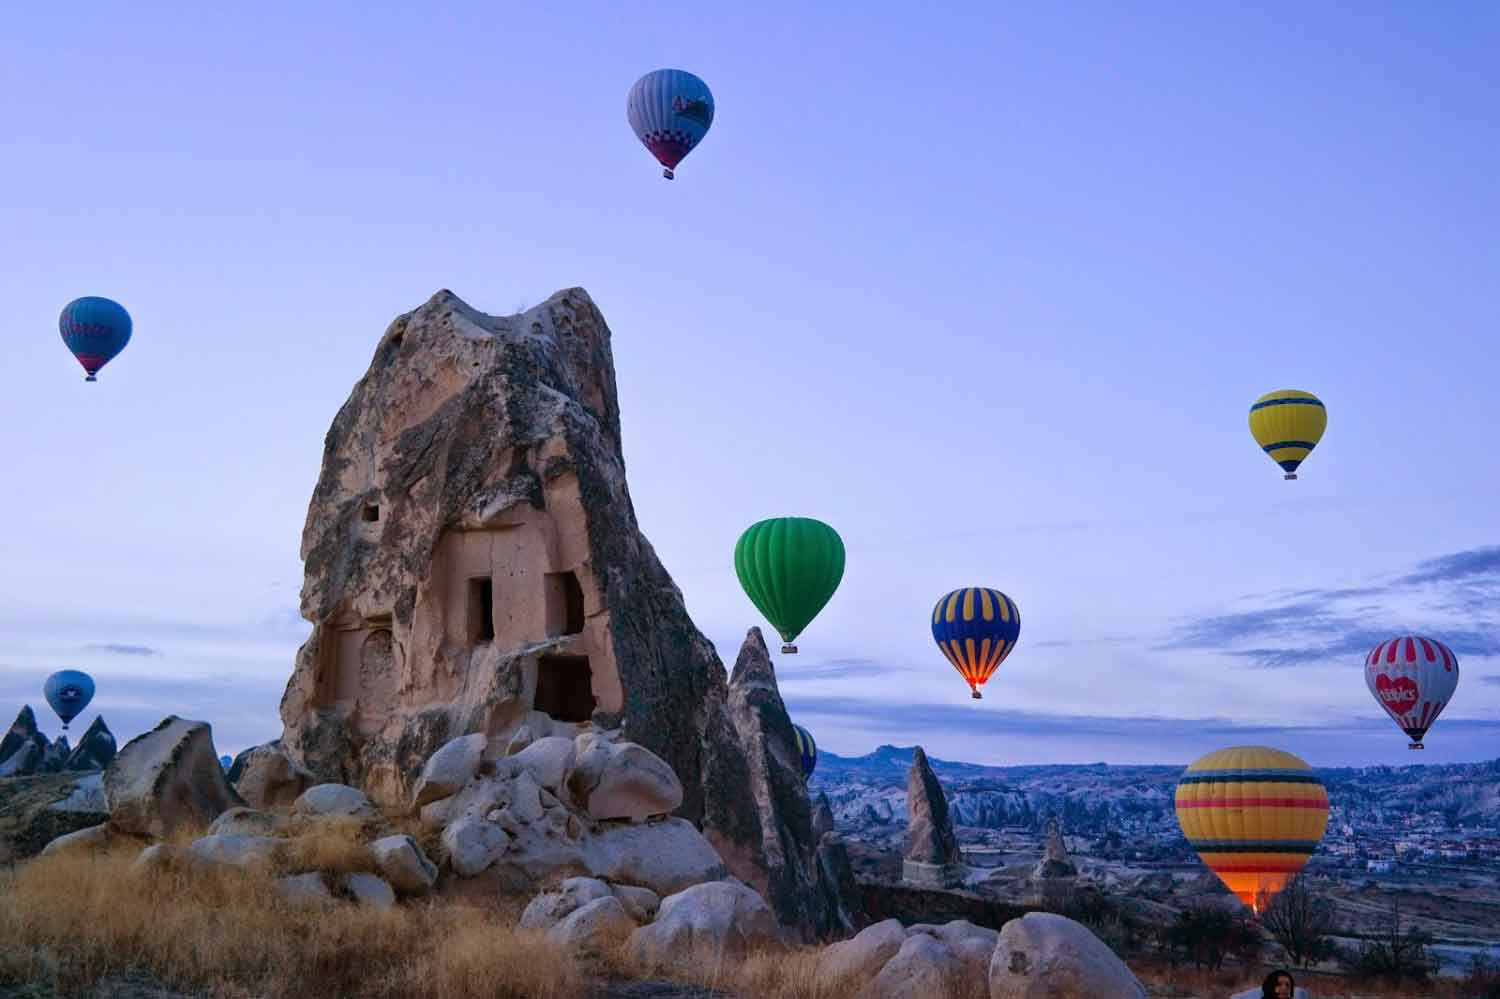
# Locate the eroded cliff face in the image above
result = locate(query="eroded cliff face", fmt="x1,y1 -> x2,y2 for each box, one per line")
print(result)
278,288 -> 726,819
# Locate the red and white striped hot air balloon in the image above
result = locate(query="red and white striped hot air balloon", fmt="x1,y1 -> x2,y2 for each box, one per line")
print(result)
1364,636 -> 1460,750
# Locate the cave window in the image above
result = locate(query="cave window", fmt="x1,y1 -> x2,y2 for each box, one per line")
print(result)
468,577 -> 495,644
545,571 -> 585,637
362,504 -> 380,523
535,655 -> 594,722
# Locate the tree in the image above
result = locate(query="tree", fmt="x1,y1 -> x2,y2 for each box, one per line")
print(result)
1259,875 -> 1336,968
1341,898 -> 1437,986
1159,902 -> 1262,971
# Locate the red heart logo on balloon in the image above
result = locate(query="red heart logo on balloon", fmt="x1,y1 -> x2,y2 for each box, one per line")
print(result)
1375,674 -> 1420,717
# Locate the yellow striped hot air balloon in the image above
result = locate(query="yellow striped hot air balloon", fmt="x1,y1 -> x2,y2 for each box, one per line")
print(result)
1174,746 -> 1329,914
1248,389 -> 1327,480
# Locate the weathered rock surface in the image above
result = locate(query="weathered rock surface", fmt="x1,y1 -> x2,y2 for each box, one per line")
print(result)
278,872 -> 334,907
131,843 -> 181,876
0,706 -> 43,767
187,834 -> 283,871
232,743 -> 315,810
511,736 -> 576,792
207,807 -> 294,838
293,783 -> 377,819
40,735 -> 71,773
413,733 -> 487,808
275,288 -> 736,824
64,716 -> 118,772
370,834 -> 438,895
343,872 -> 397,908
817,918 -> 909,988
700,628 -> 859,941
627,880 -> 783,970
40,822 -> 111,857
611,883 -> 661,923
988,912 -> 1147,998
903,745 -> 965,889
570,731 -> 683,821
587,817 -> 729,896
520,876 -> 615,931
862,933 -> 969,999
546,895 -> 639,952
105,716 -> 243,838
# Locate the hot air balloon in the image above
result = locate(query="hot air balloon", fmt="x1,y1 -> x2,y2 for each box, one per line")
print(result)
931,587 -> 1021,700
1248,390 -> 1326,480
792,723 -> 817,780
1174,746 -> 1329,915
60,297 -> 132,382
1364,636 -> 1460,750
627,69 -> 714,179
734,517 -> 844,654
43,670 -> 96,731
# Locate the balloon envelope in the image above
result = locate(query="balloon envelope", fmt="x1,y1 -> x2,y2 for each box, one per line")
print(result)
60,297 -> 132,381
734,517 -> 844,651
1174,745 -> 1329,914
931,587 -> 1020,698
1248,390 -> 1326,480
43,670 -> 96,729
1365,636 -> 1460,748
792,723 -> 817,780
627,69 -> 714,178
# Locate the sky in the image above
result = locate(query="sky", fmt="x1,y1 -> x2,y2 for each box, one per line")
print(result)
1,2 -> 1497,769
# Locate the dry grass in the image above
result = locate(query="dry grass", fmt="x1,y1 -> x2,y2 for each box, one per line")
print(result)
0,842 -> 585,999
1132,959 -> 1471,998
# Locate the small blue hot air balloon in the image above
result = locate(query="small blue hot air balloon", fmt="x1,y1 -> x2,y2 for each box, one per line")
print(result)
220,755 -> 233,771
60,296 -> 132,382
627,69 -> 714,180
792,722 -> 817,780
44,670 -> 96,731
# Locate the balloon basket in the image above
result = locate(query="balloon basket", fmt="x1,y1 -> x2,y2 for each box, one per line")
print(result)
1409,742 -> 1424,750
1284,472 -> 1297,480
85,374 -> 97,383
781,644 -> 797,654
971,690 -> 982,700
663,168 -> 674,180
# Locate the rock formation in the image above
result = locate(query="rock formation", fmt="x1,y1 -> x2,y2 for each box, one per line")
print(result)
275,288 -> 734,825
1031,816 -> 1080,908
64,716 -> 117,771
988,912 -> 1147,998
903,746 -> 965,889
0,706 -> 50,777
701,627 -> 858,939
104,716 -> 243,838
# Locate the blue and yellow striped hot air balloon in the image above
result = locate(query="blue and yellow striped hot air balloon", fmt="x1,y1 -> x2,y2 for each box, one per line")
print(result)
1248,390 -> 1327,480
1174,746 -> 1330,914
792,722 -> 817,780
931,587 -> 1021,700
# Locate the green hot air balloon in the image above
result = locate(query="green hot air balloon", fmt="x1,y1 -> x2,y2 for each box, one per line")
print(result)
734,517 -> 845,654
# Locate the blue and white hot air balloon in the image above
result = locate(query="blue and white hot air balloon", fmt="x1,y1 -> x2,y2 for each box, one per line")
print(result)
627,69 -> 715,180
44,670 -> 96,730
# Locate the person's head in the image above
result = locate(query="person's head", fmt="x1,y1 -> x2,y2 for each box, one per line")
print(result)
1262,969 -> 1295,998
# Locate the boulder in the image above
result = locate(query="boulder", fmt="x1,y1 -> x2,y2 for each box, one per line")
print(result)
511,736 -> 576,792
862,933 -> 969,999
187,834 -> 283,871
586,817 -> 729,896
627,880 -> 783,970
370,834 -> 438,895
569,732 -> 683,821
520,877 -> 615,931
131,843 -> 181,876
988,912 -> 1147,999
441,816 -> 510,877
208,807 -> 292,838
343,872 -> 397,908
610,883 -> 661,923
233,743 -> 316,810
818,918 -> 909,988
292,783 -> 377,819
104,716 -> 243,838
40,822 -> 111,857
412,733 -> 487,808
278,872 -> 335,907
545,895 -> 639,953
911,920 -> 999,986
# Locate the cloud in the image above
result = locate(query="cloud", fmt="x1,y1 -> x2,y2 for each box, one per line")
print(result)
1161,544 -> 1500,668
1032,636 -> 1135,649
1482,676 -> 1500,687
776,658 -> 912,682
82,643 -> 164,657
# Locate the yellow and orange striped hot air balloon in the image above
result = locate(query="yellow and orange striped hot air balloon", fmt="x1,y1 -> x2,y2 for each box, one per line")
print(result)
1174,746 -> 1329,914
